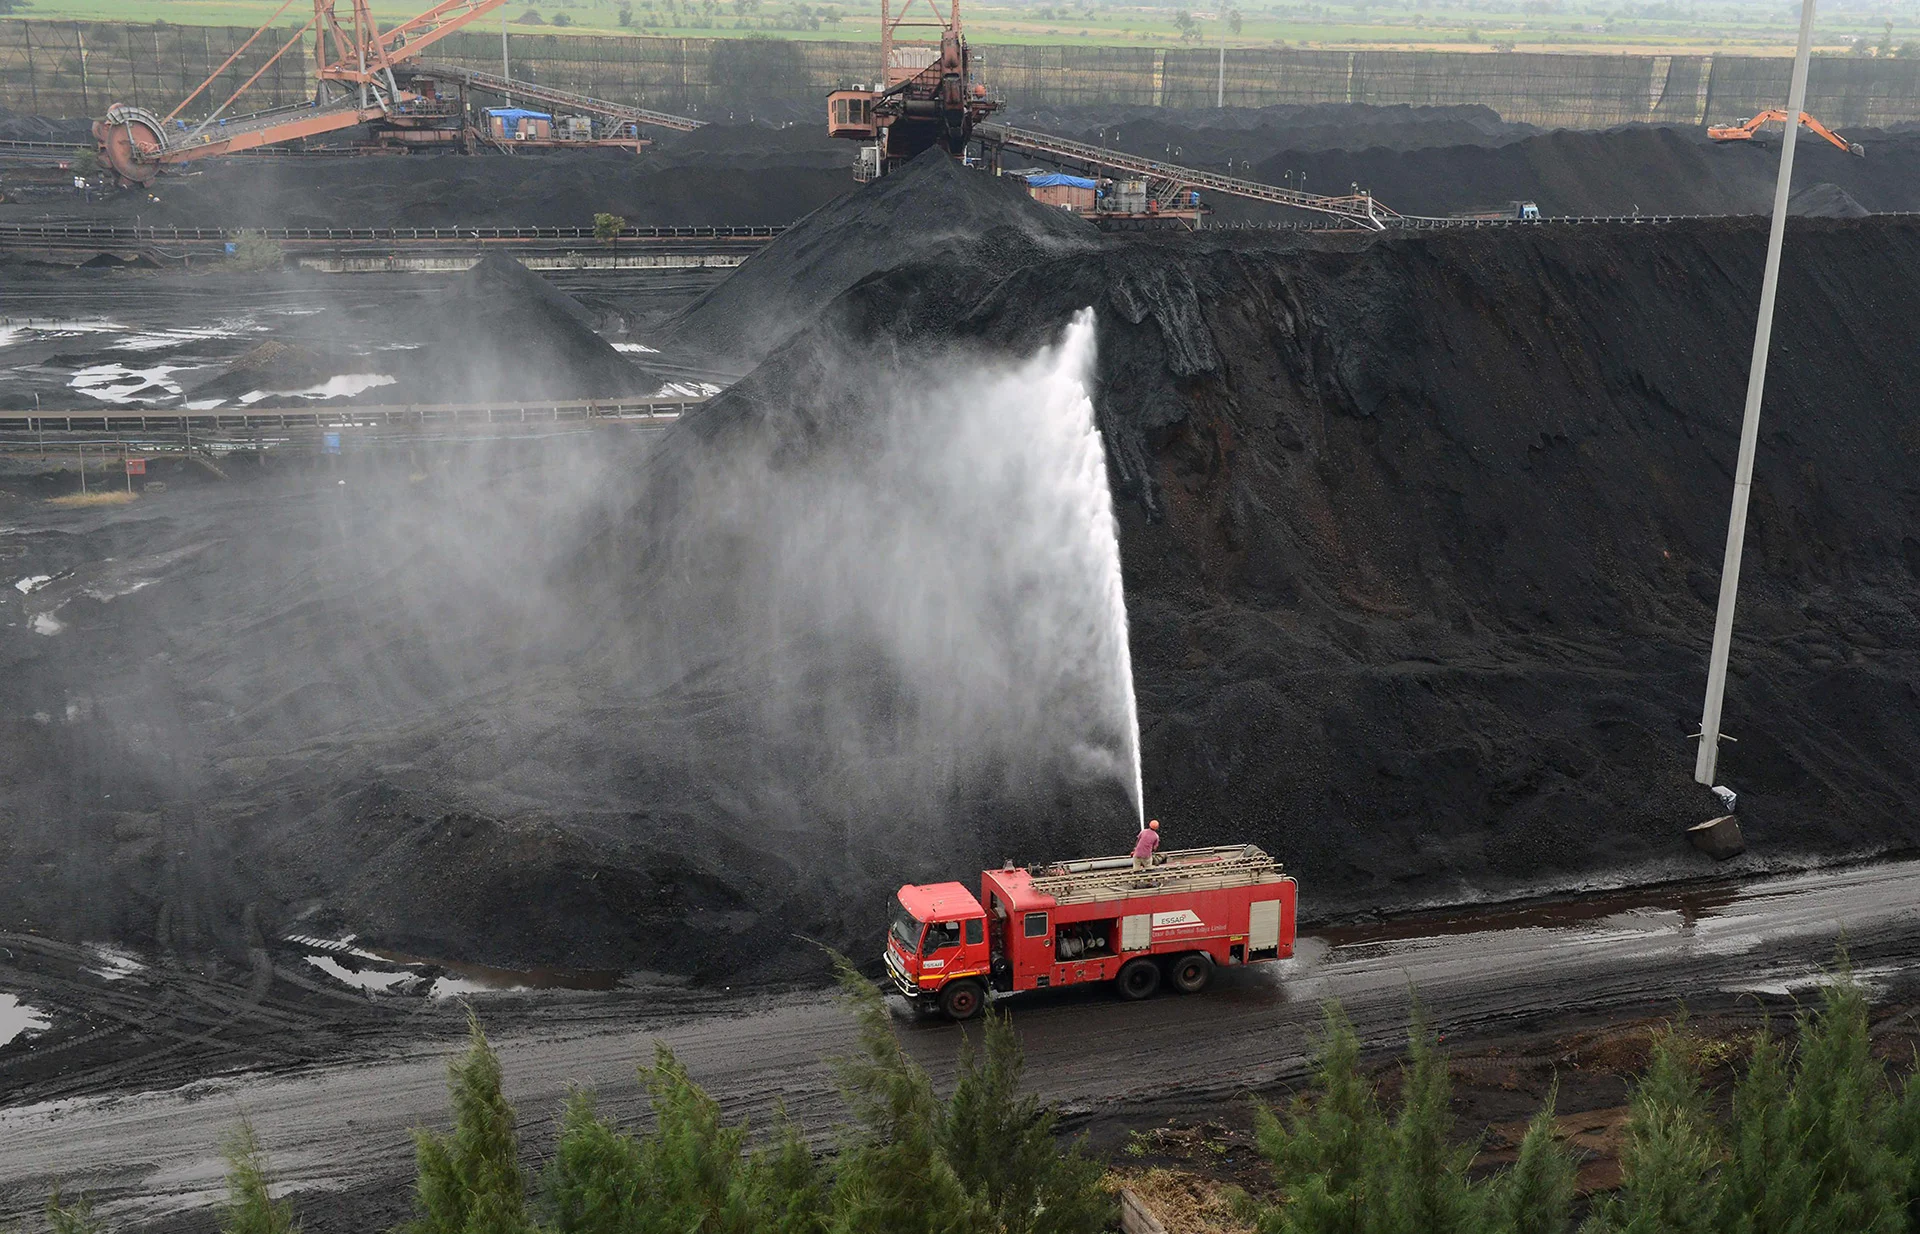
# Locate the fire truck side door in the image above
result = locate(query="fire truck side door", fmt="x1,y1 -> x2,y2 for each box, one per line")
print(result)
1249,899 -> 1282,955
1120,914 -> 1150,952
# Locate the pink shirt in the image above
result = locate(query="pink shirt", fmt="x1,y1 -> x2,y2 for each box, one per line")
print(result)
1133,828 -> 1160,859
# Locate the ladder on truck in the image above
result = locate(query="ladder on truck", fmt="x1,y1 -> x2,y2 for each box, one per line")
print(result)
1028,844 -> 1285,905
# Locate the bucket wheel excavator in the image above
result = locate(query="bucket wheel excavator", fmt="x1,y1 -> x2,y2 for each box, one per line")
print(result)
94,1 -> 512,188
92,0 -> 705,189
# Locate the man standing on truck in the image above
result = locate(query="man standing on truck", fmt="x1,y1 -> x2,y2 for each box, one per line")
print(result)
1132,819 -> 1162,869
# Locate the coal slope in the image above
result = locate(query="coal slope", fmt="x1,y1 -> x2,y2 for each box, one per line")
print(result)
655,147 -> 1102,368
1236,126 -> 1920,219
0,129 -> 850,228
660,212 -> 1920,912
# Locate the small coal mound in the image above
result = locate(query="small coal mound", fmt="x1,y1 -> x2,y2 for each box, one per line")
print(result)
656,146 -> 1102,368
191,341 -> 340,402
1790,181 -> 1872,217
377,255 -> 656,401
0,106 -> 89,144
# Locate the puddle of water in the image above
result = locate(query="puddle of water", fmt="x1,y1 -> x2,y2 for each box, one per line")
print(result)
363,944 -> 621,994
238,374 -> 395,405
84,944 -> 145,981
653,381 -> 723,399
0,319 -> 127,350
109,326 -> 243,353
69,363 -> 187,404
31,613 -> 63,636
1723,962 -> 1909,998
13,575 -> 51,594
613,342 -> 659,354
0,993 -> 52,1048
303,955 -> 425,996
284,935 -> 619,998
1317,880 -> 1744,949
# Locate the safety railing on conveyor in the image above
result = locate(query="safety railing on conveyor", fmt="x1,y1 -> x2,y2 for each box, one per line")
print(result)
0,223 -> 786,247
1027,844 -> 1285,905
0,396 -> 707,435
410,60 -> 706,132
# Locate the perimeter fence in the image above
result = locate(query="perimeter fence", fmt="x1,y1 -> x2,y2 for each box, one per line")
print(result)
5,18 -> 1920,129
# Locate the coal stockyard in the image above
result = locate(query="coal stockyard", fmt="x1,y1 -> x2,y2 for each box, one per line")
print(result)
6,2 -> 1920,1231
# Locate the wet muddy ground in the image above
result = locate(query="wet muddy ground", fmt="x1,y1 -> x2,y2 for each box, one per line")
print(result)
3,857 -> 1917,1230
0,264 -> 727,412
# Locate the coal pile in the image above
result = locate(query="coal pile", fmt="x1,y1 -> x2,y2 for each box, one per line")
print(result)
1234,126 -> 1920,219
642,209 -> 1920,920
0,106 -> 88,143
1790,181 -> 1873,217
366,254 -> 657,401
9,166 -> 1920,985
1018,101 -> 1540,161
0,135 -> 852,228
657,146 -> 1102,367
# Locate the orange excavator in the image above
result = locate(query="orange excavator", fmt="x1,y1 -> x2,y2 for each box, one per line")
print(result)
1708,109 -> 1865,157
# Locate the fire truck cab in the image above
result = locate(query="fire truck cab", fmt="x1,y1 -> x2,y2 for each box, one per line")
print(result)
885,844 -> 1296,1019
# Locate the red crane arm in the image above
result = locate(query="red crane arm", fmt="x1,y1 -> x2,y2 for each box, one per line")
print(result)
377,0 -> 510,64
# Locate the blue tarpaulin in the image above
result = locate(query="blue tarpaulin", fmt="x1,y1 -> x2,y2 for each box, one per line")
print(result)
486,108 -> 554,123
1024,173 -> 1097,189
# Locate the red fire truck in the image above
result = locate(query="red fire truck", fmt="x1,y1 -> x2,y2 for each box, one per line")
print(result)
884,844 -> 1297,1019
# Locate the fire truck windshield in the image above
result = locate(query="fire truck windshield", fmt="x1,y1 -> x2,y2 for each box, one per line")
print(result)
888,894 -> 923,954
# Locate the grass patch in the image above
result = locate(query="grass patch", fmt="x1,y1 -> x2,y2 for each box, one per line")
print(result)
48,490 -> 139,508
1109,1167 -> 1258,1234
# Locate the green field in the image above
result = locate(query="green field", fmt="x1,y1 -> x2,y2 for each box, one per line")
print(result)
4,0 -> 1917,56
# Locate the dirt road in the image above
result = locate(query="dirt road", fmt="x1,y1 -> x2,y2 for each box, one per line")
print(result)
4,858 -> 1918,1228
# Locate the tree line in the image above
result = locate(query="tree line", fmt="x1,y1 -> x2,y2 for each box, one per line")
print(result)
35,959 -> 1920,1234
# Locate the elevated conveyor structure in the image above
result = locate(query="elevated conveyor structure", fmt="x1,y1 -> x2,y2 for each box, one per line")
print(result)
408,61 -> 705,133
973,121 -> 1400,229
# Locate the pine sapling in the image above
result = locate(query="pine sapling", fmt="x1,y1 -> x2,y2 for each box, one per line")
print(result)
218,1118 -> 299,1234
1492,1083 -> 1575,1234
1382,1010 -> 1480,1234
1592,1021 -> 1723,1234
404,1010 -> 533,1234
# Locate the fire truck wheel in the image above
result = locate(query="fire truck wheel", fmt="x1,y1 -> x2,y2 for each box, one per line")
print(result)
1117,958 -> 1162,1001
1169,953 -> 1214,994
939,980 -> 985,1021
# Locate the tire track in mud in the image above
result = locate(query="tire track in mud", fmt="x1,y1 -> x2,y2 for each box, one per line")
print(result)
3,858 -> 1918,1227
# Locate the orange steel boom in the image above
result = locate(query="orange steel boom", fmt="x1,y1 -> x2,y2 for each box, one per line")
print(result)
1708,109 -> 1865,157
93,0 -> 508,187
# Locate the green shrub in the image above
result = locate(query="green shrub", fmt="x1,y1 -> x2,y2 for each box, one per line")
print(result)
1587,1022 -> 1723,1234
827,956 -> 987,1233
219,1119 -> 298,1234
43,1189 -> 108,1234
403,1012 -> 534,1234
1491,1085 -> 1575,1234
227,231 -> 285,272
1382,1011 -> 1481,1234
1782,978 -> 1904,1231
1252,1002 -> 1390,1234
940,1011 -> 1112,1234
